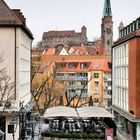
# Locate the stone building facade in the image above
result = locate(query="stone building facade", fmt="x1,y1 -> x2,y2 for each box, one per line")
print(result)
0,0 -> 33,139
42,26 -> 87,48
101,0 -> 113,55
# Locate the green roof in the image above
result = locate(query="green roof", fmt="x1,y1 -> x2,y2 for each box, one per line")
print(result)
103,0 -> 112,18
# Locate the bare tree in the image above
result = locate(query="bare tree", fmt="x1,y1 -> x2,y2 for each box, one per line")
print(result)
64,75 -> 94,108
31,63 -> 65,116
0,55 -> 14,137
0,55 -> 14,110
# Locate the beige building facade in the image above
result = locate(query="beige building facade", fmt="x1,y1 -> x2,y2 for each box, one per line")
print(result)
0,0 -> 33,139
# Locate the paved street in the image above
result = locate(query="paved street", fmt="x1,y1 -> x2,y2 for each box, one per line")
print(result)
116,132 -> 127,140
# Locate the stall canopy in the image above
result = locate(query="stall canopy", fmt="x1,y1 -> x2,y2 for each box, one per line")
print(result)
43,106 -> 114,118
43,106 -> 78,118
77,106 -> 114,118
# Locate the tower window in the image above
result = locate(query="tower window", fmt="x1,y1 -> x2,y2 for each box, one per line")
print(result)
107,40 -> 110,45
106,28 -> 112,34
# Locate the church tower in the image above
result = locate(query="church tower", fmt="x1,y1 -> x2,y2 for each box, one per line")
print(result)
101,0 -> 113,55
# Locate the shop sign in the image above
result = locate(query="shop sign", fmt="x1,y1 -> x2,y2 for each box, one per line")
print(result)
106,128 -> 113,140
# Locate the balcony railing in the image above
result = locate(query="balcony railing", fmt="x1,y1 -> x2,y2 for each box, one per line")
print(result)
56,76 -> 88,81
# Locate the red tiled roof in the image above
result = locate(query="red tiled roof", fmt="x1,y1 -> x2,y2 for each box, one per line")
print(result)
90,59 -> 111,72
43,30 -> 75,38
44,48 -> 55,55
55,58 -> 111,72
69,46 -> 88,55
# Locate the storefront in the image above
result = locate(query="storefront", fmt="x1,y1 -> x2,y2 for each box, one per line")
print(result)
112,106 -> 140,140
113,111 -> 136,140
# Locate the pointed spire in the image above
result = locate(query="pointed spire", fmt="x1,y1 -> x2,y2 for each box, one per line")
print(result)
118,21 -> 124,29
103,0 -> 112,18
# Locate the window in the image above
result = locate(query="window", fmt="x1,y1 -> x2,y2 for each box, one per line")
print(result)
106,28 -> 112,34
56,63 -> 65,69
69,89 -> 76,93
68,63 -> 77,68
81,81 -> 87,85
80,63 -> 88,69
94,81 -> 99,86
69,73 -> 75,76
94,73 -> 99,78
69,81 -> 75,85
107,40 -> 110,45
94,98 -> 99,102
81,89 -> 87,94
56,73 -> 64,76
79,73 -> 88,77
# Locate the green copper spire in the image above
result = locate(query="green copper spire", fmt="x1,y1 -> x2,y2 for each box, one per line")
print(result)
103,0 -> 112,18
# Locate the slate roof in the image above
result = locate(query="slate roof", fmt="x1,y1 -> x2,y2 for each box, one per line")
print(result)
0,0 -> 33,39
0,0 -> 21,24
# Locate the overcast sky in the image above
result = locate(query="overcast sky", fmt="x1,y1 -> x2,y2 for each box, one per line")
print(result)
5,0 -> 140,45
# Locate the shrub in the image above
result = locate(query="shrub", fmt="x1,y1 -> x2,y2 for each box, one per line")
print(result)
93,133 -> 99,139
81,132 -> 88,139
88,133 -> 95,139
41,132 -> 105,139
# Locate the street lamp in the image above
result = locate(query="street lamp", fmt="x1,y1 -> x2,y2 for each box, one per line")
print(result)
18,105 -> 27,140
9,104 -> 42,140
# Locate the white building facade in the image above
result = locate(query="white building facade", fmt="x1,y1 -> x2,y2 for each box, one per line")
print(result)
0,0 -> 33,139
112,42 -> 129,111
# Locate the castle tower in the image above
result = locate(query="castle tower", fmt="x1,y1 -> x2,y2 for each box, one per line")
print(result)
81,26 -> 87,43
101,0 -> 113,55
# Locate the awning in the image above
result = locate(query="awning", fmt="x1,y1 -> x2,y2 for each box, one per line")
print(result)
77,106 -> 114,118
111,105 -> 140,122
43,106 -> 114,118
43,106 -> 78,118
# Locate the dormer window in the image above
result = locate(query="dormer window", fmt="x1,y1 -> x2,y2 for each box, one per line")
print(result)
68,63 -> 77,69
80,63 -> 88,69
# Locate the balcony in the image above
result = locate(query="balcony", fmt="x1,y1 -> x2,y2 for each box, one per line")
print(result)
104,86 -> 111,90
103,94 -> 111,99
104,77 -> 111,81
56,76 -> 88,81
66,85 -> 88,90
67,93 -> 88,98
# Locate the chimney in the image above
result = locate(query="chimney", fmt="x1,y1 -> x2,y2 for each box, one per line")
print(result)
12,9 -> 26,25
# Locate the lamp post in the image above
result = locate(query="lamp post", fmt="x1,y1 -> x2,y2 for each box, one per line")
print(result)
18,105 -> 27,140
9,103 -> 42,140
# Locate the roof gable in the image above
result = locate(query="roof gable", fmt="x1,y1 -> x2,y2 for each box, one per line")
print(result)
0,0 -> 21,24
59,48 -> 69,55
